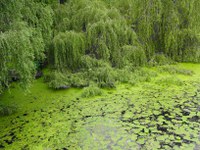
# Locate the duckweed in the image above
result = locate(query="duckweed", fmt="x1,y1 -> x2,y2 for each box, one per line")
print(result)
0,63 -> 200,150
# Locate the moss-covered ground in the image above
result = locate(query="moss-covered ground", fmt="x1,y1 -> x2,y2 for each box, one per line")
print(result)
0,63 -> 200,150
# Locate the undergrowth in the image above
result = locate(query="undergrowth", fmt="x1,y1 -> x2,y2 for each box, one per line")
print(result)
157,65 -> 193,76
44,61 -> 158,90
44,55 -> 193,91
81,85 -> 102,98
155,76 -> 184,86
0,104 -> 17,116
44,71 -> 89,89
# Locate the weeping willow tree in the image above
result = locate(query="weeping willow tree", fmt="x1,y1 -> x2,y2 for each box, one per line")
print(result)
1,0 -> 200,92
128,0 -> 163,59
0,0 -> 53,44
21,0 -> 53,48
53,0 -> 122,32
53,4 -> 70,33
33,0 -> 59,5
51,0 -> 144,68
175,0 -> 200,62
86,19 -> 142,67
51,31 -> 85,71
161,0 -> 200,62
104,0 -> 136,26
128,0 -> 200,61
0,0 -> 53,93
0,0 -> 23,32
70,1 -> 124,32
69,0 -> 109,32
0,28 -> 45,93
120,45 -> 147,67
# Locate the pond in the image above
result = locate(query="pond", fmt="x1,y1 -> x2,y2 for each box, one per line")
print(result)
0,63 -> 200,150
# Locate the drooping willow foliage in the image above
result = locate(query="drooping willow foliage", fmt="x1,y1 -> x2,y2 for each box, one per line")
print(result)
120,45 -> 147,68
1,0 -> 200,92
51,31 -> 85,70
86,19 -> 141,67
0,0 -> 53,93
0,29 -> 44,92
69,0 -> 109,32
118,0 -> 200,61
52,0 -> 143,69
0,0 -> 21,32
21,0 -> 53,47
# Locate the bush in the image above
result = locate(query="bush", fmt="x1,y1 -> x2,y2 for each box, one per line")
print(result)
88,64 -> 116,88
44,70 -> 89,89
0,104 -> 17,116
155,76 -> 184,86
80,55 -> 107,69
158,65 -> 193,76
68,73 -> 89,88
182,49 -> 200,63
119,45 -> 147,68
81,85 -> 102,98
115,67 -> 157,85
149,54 -> 173,66
44,71 -> 70,89
44,64 -> 160,90
128,68 -> 157,85
115,67 -> 131,83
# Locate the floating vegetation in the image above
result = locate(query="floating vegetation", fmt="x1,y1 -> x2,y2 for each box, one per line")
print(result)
0,63 -> 200,149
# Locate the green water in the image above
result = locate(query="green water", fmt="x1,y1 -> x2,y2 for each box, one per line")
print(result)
0,63 -> 200,150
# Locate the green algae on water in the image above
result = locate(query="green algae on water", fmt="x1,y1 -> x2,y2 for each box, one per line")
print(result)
0,63 -> 200,149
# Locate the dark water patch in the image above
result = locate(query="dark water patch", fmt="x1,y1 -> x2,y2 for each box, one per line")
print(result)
101,112 -> 105,117
23,113 -> 28,116
189,116 -> 199,122
160,142 -> 173,149
183,139 -> 193,144
121,110 -> 126,115
157,124 -> 168,132
181,109 -> 190,116
22,144 -> 29,150
60,106 -> 66,112
0,145 -> 5,149
174,142 -> 182,146
4,139 -> 13,145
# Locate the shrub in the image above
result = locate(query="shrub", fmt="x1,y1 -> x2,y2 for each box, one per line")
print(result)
128,68 -> 157,84
119,45 -> 147,68
182,49 -> 200,63
81,85 -> 102,98
149,54 -> 173,66
158,65 -> 193,76
155,76 -> 184,86
44,71 -> 70,89
80,55 -> 107,69
115,68 -> 131,83
88,64 -> 116,88
0,104 -> 17,116
68,73 -> 89,88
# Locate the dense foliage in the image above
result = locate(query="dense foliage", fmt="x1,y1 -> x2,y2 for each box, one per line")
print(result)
0,0 -> 53,93
0,0 -> 200,92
